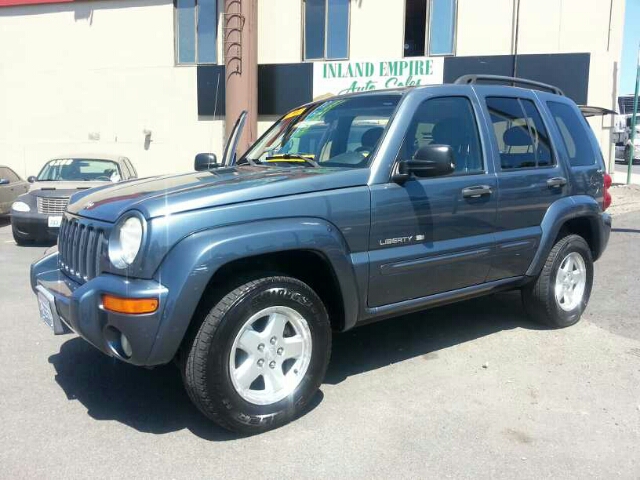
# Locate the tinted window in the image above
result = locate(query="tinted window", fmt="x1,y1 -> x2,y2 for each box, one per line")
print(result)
399,96 -> 483,174
547,101 -> 596,167
0,167 -> 10,182
304,0 -> 349,60
486,97 -> 554,169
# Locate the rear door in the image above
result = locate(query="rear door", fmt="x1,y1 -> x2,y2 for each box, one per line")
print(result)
0,167 -> 11,212
476,90 -> 569,281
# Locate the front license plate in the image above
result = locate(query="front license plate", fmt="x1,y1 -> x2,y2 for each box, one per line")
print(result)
37,292 -> 55,330
48,216 -> 62,228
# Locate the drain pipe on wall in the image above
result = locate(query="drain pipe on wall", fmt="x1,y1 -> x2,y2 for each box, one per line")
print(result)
224,0 -> 258,155
512,0 -> 521,79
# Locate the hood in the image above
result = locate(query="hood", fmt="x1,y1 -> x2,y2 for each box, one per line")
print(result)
67,166 -> 369,222
29,180 -> 111,196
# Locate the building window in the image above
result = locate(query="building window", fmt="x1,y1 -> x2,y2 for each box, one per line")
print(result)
404,0 -> 457,57
304,0 -> 349,61
175,0 -> 218,65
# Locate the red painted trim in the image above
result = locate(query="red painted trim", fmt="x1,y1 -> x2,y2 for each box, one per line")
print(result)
0,0 -> 76,7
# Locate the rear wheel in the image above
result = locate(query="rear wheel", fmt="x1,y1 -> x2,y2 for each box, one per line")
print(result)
182,276 -> 331,434
522,234 -> 593,328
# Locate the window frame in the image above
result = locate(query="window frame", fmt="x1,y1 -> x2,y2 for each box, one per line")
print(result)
426,0 -> 458,57
174,0 -> 219,66
302,0 -> 351,62
394,94 -> 488,178
485,96 -> 558,172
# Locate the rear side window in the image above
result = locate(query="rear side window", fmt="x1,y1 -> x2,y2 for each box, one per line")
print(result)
0,167 -> 19,182
547,101 -> 596,167
486,97 -> 554,169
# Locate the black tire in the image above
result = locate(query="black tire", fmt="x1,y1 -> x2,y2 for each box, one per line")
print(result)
522,234 -> 593,328
182,276 -> 331,434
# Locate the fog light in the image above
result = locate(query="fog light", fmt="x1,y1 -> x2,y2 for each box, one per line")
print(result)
121,333 -> 132,358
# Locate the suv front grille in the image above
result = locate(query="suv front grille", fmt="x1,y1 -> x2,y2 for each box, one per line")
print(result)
58,217 -> 108,283
37,196 -> 69,215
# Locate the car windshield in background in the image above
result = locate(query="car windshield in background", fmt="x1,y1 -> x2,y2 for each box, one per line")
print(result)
242,94 -> 402,168
37,159 -> 121,182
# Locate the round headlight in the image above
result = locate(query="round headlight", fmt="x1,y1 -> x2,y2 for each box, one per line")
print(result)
109,215 -> 144,268
11,201 -> 30,212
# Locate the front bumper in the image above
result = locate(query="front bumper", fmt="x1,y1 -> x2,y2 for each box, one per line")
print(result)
12,211 -> 60,241
31,249 -> 169,365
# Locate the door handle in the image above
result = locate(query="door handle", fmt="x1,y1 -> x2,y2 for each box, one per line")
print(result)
547,177 -> 567,188
462,185 -> 492,198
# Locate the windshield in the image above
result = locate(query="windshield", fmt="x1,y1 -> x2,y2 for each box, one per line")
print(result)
242,94 -> 401,168
37,158 -> 122,182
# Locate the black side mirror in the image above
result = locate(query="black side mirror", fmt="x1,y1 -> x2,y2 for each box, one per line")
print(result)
0,178 -> 9,185
27,176 -> 36,183
395,145 -> 455,181
194,153 -> 218,172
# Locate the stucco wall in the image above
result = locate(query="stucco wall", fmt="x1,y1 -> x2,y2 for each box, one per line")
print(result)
0,0 -> 224,178
0,0 -> 626,178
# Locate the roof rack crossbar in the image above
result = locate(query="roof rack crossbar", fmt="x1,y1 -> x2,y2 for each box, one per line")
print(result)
454,74 -> 565,96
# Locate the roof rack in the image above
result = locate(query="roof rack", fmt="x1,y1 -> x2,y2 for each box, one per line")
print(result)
454,75 -> 565,96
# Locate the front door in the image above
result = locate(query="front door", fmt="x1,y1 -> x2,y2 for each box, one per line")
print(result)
368,93 -> 498,308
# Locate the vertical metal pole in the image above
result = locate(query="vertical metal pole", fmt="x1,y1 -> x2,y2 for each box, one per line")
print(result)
224,0 -> 258,155
627,43 -> 640,185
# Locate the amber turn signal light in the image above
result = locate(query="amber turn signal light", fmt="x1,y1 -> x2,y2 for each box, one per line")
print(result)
102,295 -> 158,314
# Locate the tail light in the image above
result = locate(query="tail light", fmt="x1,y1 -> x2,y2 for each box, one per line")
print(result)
603,173 -> 612,211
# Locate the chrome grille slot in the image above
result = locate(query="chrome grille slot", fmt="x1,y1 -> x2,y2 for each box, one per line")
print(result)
37,197 -> 69,215
58,217 -> 108,283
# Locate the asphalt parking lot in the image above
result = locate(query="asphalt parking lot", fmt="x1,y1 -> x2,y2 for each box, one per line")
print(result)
1,205 -> 639,479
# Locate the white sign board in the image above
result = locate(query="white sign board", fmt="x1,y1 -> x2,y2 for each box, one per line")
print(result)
312,57 -> 444,98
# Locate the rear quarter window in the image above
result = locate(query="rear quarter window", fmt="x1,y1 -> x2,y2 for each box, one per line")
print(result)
547,101 -> 596,167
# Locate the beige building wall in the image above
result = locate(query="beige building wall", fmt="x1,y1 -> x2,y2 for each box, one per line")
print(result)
456,0 -> 515,56
0,0 -> 626,177
257,0 -> 302,64
0,0 -> 224,179
349,0 -> 405,60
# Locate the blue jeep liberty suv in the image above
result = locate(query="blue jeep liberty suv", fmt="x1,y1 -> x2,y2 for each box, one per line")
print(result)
31,76 -> 612,433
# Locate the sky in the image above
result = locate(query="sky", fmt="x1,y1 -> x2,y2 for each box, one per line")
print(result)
620,0 -> 640,94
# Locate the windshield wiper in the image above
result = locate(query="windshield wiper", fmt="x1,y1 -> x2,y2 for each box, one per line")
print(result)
264,154 -> 319,167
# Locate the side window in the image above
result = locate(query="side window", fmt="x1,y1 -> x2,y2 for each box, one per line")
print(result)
547,101 -> 596,167
399,96 -> 483,174
486,97 -> 554,169
120,159 -> 132,179
126,159 -> 138,178
7,168 -> 20,183
2,168 -> 20,183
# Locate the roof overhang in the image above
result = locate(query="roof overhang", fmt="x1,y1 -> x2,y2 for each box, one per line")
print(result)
579,105 -> 618,117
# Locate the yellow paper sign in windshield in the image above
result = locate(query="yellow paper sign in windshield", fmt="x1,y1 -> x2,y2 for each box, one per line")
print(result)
283,107 -> 306,120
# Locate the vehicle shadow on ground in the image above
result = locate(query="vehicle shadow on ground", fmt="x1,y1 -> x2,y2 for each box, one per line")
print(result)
48,291 -> 540,441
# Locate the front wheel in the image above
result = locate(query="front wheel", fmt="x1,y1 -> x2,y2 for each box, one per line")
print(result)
522,234 -> 593,328
182,276 -> 331,434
